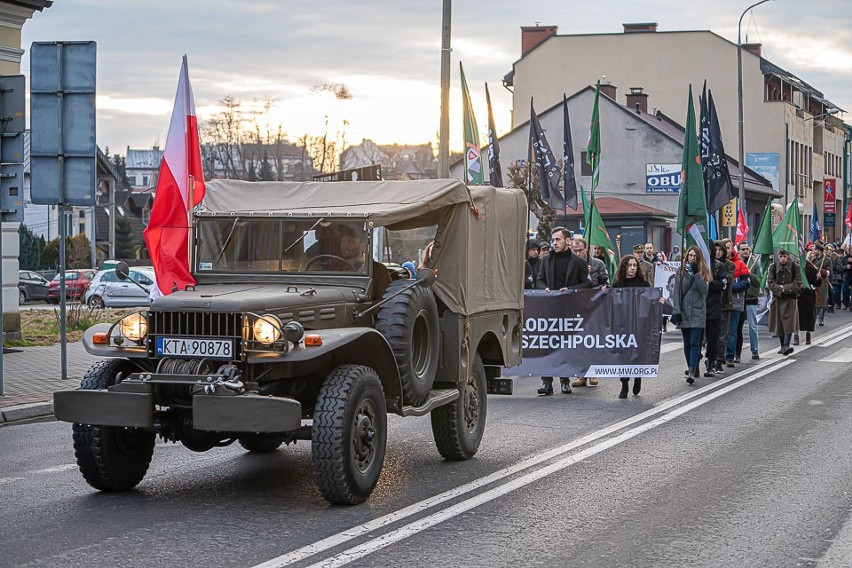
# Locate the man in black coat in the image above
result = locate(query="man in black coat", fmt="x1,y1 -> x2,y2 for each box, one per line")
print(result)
534,226 -> 593,395
524,239 -> 542,290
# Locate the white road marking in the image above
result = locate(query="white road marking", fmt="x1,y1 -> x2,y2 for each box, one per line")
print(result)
819,348 -> 852,363
252,356 -> 797,568
660,342 -> 681,354
816,329 -> 852,348
302,359 -> 795,568
0,477 -> 24,485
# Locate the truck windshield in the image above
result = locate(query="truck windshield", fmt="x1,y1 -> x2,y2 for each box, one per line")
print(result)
196,218 -> 370,274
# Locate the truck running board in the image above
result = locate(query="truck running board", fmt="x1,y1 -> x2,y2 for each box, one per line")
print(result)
399,389 -> 459,417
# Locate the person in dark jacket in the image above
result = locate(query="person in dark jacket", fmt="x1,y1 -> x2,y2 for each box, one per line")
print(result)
724,247 -> 750,364
524,239 -> 541,290
534,227 -> 593,395
703,241 -> 729,377
716,239 -> 736,372
736,242 -> 761,360
768,249 -> 802,355
793,256 -> 821,345
612,255 -> 664,398
672,246 -> 712,384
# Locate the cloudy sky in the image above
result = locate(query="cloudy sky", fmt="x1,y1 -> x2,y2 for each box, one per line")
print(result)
20,0 -> 852,155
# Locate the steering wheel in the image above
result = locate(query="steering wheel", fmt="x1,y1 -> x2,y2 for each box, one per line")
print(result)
304,254 -> 359,272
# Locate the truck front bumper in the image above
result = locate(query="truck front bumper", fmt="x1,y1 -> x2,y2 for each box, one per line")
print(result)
54,376 -> 302,433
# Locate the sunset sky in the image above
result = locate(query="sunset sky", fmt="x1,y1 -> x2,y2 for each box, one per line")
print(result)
21,0 -> 852,155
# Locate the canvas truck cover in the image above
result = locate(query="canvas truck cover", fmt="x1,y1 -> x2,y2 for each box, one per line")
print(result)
199,179 -> 526,316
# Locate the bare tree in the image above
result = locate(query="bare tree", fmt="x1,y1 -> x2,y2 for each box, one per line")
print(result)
506,161 -> 557,240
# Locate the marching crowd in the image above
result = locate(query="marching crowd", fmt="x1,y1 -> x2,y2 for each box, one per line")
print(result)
524,225 -> 852,399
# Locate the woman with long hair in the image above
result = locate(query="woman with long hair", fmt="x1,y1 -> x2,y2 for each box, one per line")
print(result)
612,254 -> 663,398
671,245 -> 711,384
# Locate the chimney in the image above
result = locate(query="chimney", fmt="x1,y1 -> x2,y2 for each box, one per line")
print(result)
625,87 -> 648,114
521,25 -> 558,57
742,43 -> 762,57
623,22 -> 658,33
599,81 -> 617,101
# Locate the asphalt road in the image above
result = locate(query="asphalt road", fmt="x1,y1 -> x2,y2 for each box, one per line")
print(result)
3,318 -> 852,568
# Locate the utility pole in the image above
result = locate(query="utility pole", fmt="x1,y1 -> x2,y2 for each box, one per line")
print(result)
437,0 -> 451,178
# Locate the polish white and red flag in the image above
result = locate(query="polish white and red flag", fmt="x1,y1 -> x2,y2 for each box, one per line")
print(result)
143,56 -> 205,298
735,207 -> 749,245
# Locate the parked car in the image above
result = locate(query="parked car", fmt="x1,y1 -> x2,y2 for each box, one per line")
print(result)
47,270 -> 97,303
84,267 -> 155,308
18,270 -> 50,304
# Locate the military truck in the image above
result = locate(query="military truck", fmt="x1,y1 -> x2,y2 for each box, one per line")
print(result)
54,179 -> 526,504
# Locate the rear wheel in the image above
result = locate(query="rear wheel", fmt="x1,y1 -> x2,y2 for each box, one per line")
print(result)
72,359 -> 155,491
431,353 -> 488,461
312,365 -> 387,505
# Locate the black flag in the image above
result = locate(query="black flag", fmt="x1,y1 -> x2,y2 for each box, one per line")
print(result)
699,80 -> 710,196
529,99 -> 564,210
485,83 -> 503,187
705,89 -> 735,213
562,94 -> 578,210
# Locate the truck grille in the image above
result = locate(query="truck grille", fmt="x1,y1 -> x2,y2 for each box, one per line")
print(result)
150,312 -> 243,339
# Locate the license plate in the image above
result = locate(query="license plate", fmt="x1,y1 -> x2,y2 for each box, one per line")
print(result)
155,337 -> 234,359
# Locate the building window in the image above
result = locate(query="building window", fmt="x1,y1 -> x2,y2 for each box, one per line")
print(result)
79,210 -> 86,219
142,175 -> 149,186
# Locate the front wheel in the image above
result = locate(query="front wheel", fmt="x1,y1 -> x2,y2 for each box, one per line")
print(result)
312,365 -> 387,505
430,353 -> 488,461
71,359 -> 155,491
87,295 -> 105,309
18,290 -> 25,305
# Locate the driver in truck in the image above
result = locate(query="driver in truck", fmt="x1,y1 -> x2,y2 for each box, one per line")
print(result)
338,224 -> 367,270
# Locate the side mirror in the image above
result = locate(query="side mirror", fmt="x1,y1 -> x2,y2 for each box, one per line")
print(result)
415,267 -> 436,288
115,261 -> 131,281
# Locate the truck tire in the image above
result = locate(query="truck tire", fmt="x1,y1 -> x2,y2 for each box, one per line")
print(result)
238,435 -> 284,453
312,365 -> 387,505
375,280 -> 439,406
430,353 -> 487,461
71,359 -> 155,491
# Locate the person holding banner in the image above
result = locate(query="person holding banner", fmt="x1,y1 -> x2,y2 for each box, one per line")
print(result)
671,246 -> 711,384
767,249 -> 802,355
535,226 -> 593,395
570,237 -> 608,388
612,255 -> 665,398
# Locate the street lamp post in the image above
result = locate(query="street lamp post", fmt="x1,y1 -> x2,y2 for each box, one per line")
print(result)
737,0 -> 772,235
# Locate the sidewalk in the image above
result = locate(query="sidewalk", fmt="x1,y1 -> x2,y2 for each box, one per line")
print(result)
0,342 -> 102,425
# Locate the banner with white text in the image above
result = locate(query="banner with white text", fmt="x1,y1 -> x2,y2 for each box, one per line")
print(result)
513,288 -> 663,378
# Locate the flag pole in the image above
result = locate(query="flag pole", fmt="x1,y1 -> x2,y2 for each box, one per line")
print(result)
526,128 -> 533,241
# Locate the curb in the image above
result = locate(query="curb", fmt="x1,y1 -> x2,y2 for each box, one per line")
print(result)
0,402 -> 54,426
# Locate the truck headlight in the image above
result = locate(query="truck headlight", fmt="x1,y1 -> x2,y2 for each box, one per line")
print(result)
253,314 -> 282,346
119,313 -> 148,341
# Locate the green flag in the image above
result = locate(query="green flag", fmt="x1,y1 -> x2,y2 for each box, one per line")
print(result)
677,84 -> 708,244
580,184 -> 590,236
460,62 -> 484,185
587,196 -> 616,283
751,198 -> 774,288
772,197 -> 811,289
585,81 -> 601,195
